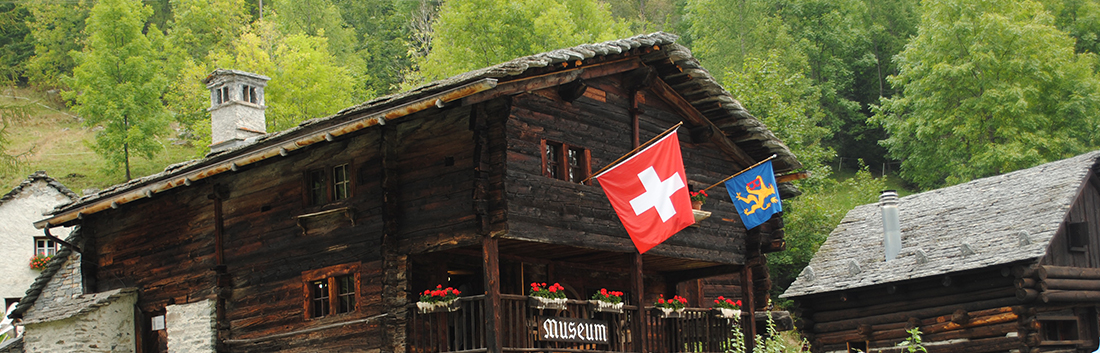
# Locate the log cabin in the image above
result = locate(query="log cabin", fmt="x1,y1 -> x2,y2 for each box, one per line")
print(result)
7,32 -> 802,353
782,151 -> 1100,353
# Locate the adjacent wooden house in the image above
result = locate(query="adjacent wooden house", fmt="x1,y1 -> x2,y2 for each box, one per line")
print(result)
783,151 -> 1100,353
9,32 -> 802,353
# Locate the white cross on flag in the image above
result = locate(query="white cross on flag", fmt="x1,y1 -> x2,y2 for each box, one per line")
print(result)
595,130 -> 694,254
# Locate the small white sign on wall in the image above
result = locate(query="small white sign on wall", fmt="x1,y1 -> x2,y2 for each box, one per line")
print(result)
151,315 -> 166,331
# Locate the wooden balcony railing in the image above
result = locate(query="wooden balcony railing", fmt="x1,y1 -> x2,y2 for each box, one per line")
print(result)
408,295 -> 742,353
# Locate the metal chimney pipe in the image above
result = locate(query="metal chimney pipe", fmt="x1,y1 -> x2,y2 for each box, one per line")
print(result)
880,190 -> 901,261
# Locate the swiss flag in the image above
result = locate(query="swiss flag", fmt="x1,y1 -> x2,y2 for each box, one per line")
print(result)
595,130 -> 695,254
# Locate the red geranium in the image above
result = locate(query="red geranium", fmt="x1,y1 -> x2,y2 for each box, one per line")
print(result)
654,294 -> 687,310
591,288 -> 624,304
530,282 -> 566,299
713,296 -> 742,309
419,284 -> 461,303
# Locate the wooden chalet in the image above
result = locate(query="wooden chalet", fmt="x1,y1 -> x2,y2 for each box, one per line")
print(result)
10,32 -> 802,353
783,151 -> 1100,353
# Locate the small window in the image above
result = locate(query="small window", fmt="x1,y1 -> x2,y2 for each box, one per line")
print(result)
242,85 -> 258,104
215,86 -> 230,105
1068,222 -> 1088,252
1041,319 -> 1079,341
333,164 -> 349,201
846,341 -> 867,353
302,263 -> 360,319
34,237 -> 58,256
542,140 -> 590,184
305,163 -> 353,206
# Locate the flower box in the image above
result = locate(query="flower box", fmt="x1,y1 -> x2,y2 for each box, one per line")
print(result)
713,308 -> 741,319
529,296 -> 568,310
417,299 -> 460,314
655,307 -> 685,319
590,300 -> 624,314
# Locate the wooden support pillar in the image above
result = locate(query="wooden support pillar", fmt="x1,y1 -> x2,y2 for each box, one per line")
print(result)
741,265 -> 757,352
632,252 -> 647,353
483,236 -> 503,353
210,185 -> 230,352
381,125 -> 408,353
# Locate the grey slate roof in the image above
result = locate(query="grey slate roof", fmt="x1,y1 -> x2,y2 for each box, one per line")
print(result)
21,287 -> 137,325
47,32 -> 800,219
782,151 -> 1100,298
1,171 -> 78,206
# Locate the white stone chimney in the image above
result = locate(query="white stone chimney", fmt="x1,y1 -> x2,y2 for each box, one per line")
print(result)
204,69 -> 270,153
880,190 -> 902,261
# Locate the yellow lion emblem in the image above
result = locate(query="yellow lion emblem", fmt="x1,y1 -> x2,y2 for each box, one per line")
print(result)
735,175 -> 777,215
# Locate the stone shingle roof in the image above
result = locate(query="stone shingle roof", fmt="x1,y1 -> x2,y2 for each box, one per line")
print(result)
45,32 -> 800,221
782,151 -> 1100,298
20,287 -> 137,325
1,171 -> 78,207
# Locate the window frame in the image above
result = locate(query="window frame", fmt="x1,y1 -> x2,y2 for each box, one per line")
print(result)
1067,221 -> 1089,253
34,237 -> 58,257
540,139 -> 591,185
304,162 -> 355,207
301,262 -> 361,320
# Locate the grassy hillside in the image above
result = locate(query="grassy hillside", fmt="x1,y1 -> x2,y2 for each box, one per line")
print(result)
1,87 -> 200,195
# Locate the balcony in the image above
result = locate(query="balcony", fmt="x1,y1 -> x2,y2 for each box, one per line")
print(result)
408,294 -> 745,353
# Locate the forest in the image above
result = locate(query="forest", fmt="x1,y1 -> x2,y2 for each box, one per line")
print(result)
1,0 -> 1099,307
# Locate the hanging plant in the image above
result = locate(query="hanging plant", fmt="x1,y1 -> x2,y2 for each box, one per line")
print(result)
29,254 -> 53,271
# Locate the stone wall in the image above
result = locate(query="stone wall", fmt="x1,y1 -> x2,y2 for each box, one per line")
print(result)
166,299 -> 216,353
22,289 -> 136,353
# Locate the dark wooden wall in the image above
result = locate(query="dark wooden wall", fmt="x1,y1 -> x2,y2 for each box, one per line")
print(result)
1044,172 -> 1100,268
502,72 -> 749,265
86,98 -> 502,351
796,268 -> 1025,353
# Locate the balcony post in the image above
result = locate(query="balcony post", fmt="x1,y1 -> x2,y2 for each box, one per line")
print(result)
632,252 -> 647,353
741,265 -> 756,352
483,235 -> 503,353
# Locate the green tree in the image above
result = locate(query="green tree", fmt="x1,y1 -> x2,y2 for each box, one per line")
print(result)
412,0 -> 629,83
0,4 -> 32,84
1042,0 -> 1100,56
65,0 -> 169,181
684,0 -> 801,84
872,0 -> 1100,189
23,0 -> 91,89
331,0 -> 421,94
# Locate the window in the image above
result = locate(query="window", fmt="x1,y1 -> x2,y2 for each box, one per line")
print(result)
333,164 -> 350,201
306,163 -> 353,206
302,263 -> 360,319
215,86 -> 230,105
242,85 -> 258,104
1041,319 -> 1080,341
34,237 -> 58,256
1068,222 -> 1088,252
542,140 -> 590,184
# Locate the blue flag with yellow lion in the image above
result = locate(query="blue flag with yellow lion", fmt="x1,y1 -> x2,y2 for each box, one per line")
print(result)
725,161 -> 782,229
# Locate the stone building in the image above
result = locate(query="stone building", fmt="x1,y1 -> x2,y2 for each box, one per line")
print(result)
0,172 -> 76,311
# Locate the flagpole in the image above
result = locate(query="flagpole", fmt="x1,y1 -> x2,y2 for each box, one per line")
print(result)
581,121 -> 684,183
701,154 -> 778,192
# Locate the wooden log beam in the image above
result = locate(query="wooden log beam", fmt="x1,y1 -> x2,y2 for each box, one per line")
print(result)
1014,278 -> 1037,289
811,296 -> 1021,333
1037,265 -> 1100,280
1040,289 -> 1100,303
661,264 -> 740,283
1041,278 -> 1100,291
812,286 -> 1017,324
742,265 -> 757,352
